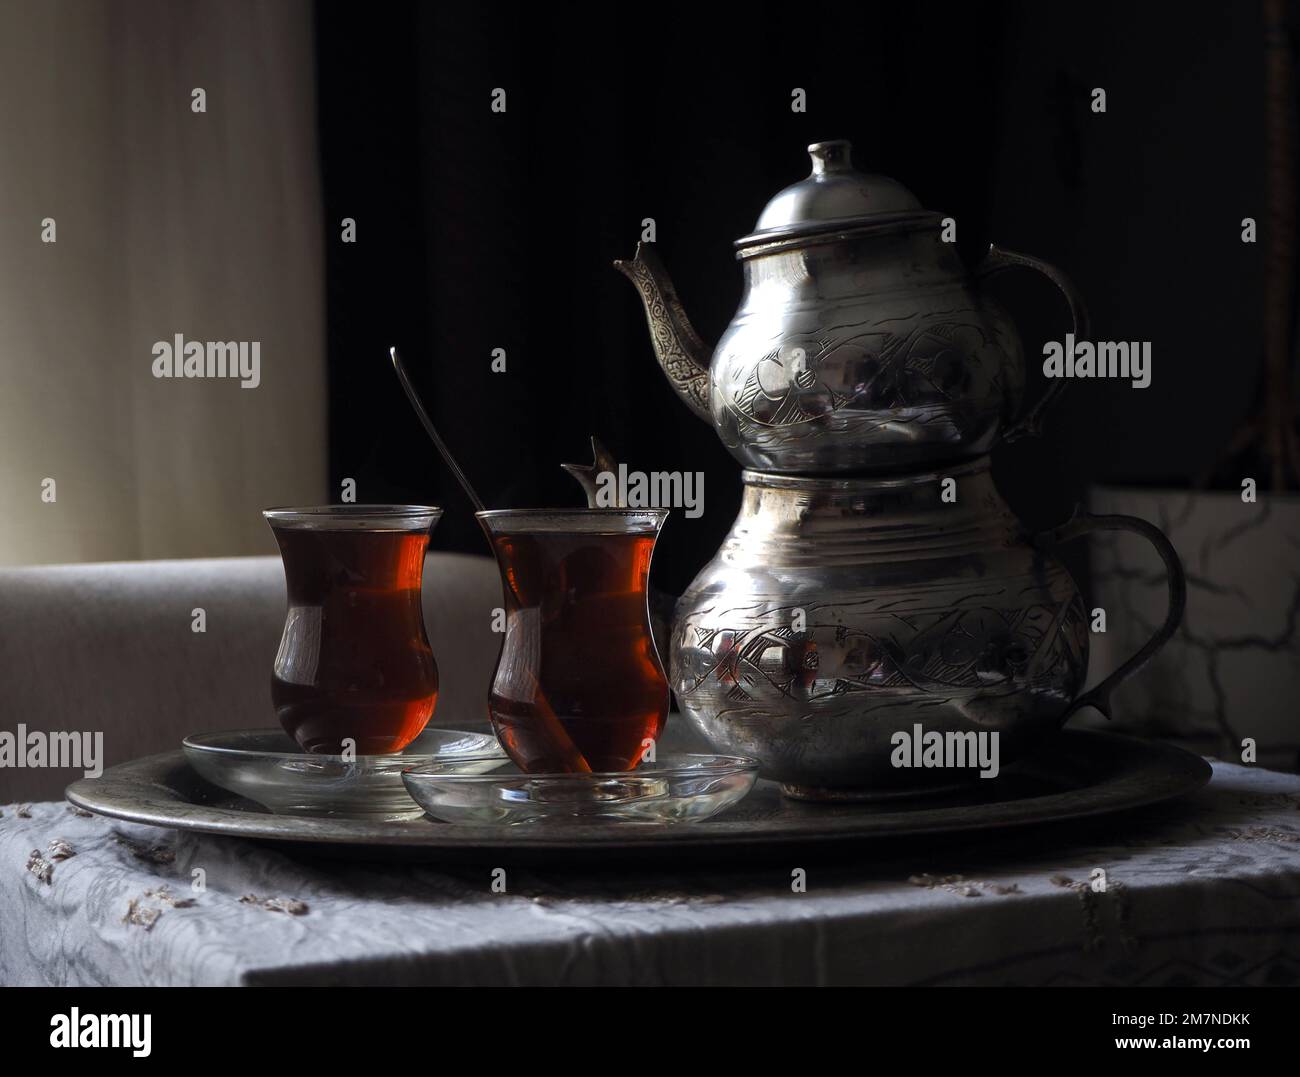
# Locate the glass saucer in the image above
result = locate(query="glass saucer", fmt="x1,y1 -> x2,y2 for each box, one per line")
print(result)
183,728 -> 506,820
402,753 -> 759,825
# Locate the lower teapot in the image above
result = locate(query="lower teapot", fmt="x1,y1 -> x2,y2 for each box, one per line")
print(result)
670,458 -> 1184,800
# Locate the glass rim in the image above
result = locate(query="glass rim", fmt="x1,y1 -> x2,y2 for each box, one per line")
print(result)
475,507 -> 668,534
263,504 -> 443,530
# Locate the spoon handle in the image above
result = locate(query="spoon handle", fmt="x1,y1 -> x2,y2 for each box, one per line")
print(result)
389,346 -> 487,514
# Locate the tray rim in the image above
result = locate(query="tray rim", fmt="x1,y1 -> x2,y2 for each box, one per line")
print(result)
64,730 -> 1213,853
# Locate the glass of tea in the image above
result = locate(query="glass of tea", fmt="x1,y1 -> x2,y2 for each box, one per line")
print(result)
477,508 -> 670,774
264,505 -> 442,755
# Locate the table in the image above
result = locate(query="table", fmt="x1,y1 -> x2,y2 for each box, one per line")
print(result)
3,759 -> 1299,986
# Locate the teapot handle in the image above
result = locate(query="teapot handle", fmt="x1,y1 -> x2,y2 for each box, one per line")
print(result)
977,244 -> 1090,444
1031,512 -> 1186,722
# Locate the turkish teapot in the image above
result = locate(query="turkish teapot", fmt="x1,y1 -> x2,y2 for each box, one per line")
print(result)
616,140 -> 1184,798
616,139 -> 1088,473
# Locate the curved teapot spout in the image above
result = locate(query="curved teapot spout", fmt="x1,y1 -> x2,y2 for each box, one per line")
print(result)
613,242 -> 712,423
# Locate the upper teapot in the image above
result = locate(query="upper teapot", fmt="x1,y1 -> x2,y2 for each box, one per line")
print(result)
615,140 -> 1088,474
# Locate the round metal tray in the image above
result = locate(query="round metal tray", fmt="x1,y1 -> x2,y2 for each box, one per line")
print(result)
65,730 -> 1211,862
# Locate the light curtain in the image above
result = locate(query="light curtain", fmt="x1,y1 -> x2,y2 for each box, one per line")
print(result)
0,0 -> 326,564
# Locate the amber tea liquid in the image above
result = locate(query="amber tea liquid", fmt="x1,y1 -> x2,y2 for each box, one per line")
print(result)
270,525 -> 438,754
486,524 -> 669,773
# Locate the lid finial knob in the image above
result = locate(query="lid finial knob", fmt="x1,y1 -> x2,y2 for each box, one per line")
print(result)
808,140 -> 853,176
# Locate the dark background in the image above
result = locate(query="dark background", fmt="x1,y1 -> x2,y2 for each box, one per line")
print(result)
314,0 -> 1269,594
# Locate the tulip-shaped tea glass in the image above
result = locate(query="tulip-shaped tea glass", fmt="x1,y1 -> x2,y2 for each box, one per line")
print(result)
477,508 -> 670,773
264,505 -> 442,755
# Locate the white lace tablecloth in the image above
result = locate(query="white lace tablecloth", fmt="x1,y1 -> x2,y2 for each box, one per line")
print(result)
3,760 -> 1299,986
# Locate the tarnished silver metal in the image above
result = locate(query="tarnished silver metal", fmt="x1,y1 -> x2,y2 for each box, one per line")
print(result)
68,732 -> 1211,860
671,459 -> 1186,799
615,140 -> 1175,799
561,436 -> 619,506
615,140 -> 1089,473
736,139 -> 929,246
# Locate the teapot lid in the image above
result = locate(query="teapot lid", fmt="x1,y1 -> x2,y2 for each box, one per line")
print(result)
735,140 -> 931,250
